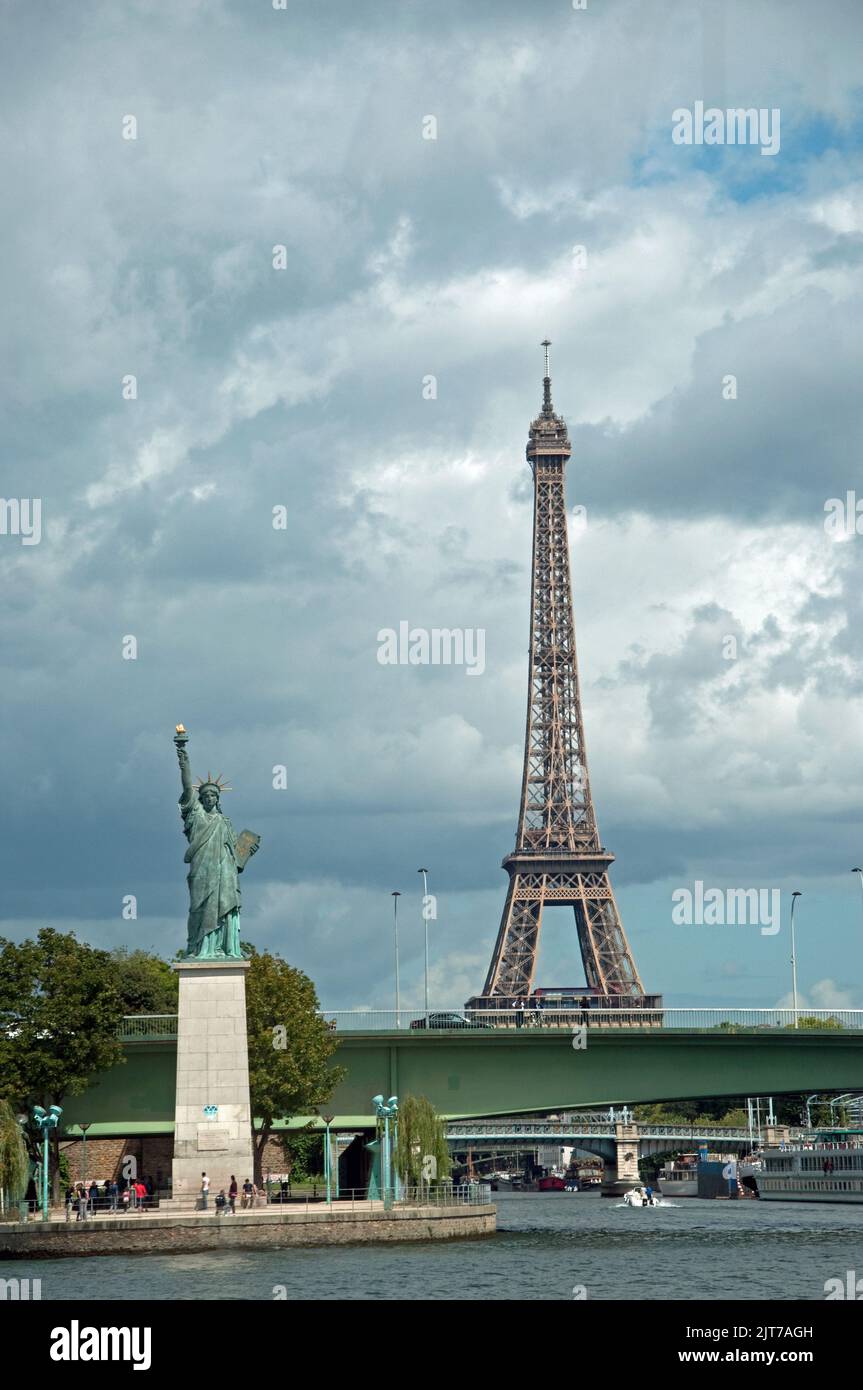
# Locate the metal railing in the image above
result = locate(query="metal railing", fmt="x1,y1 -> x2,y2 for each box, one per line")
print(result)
119,1015 -> 178,1040
3,1185 -> 492,1225
446,1120 -> 807,1141
261,1182 -> 492,1210
118,1007 -> 863,1039
315,1007 -> 863,1033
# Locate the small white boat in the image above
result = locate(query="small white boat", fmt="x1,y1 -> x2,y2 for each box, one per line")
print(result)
623,1187 -> 659,1207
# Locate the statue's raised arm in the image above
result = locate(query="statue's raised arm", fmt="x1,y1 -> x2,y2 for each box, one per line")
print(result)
174,724 -> 193,803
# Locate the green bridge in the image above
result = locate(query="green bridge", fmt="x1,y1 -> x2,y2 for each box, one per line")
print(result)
59,1013 -> 863,1137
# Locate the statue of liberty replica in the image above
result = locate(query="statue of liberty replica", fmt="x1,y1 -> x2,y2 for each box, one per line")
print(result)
173,724 -> 260,960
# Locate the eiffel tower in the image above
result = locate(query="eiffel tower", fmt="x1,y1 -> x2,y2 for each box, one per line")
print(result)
468,344 -> 651,1011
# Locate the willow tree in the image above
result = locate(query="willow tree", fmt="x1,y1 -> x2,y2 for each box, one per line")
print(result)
393,1095 -> 451,1190
0,1099 -> 29,1217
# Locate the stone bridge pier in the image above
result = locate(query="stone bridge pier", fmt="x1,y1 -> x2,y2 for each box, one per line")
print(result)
601,1123 -> 641,1197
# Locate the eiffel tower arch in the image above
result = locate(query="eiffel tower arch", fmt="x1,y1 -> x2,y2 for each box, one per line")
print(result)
468,345 -> 657,1015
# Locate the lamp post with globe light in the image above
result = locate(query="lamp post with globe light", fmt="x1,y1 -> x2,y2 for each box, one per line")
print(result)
32,1105 -> 62,1220
322,1114 -> 335,1204
372,1094 -> 399,1209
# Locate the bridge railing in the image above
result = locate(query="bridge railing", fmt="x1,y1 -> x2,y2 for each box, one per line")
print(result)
119,1015 -> 179,1040
446,1121 -> 806,1138
315,1007 -> 863,1033
118,1007 -> 863,1038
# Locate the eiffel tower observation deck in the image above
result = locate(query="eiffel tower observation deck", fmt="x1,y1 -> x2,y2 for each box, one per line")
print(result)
467,344 -> 660,1019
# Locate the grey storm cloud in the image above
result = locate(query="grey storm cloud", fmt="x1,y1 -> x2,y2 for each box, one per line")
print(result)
2,0 -> 863,1010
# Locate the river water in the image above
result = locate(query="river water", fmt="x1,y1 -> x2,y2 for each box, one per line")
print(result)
4,1193 -> 863,1300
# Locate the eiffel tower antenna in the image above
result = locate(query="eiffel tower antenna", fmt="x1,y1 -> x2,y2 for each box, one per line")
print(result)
468,345 -> 650,1010
541,338 -> 552,412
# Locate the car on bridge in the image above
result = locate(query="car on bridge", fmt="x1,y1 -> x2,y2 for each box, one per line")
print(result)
410,1011 -> 490,1030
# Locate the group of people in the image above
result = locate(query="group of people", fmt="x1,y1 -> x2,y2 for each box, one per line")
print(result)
64,1174 -> 156,1219
200,1172 -> 259,1214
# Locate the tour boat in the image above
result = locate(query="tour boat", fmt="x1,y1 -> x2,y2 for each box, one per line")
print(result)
756,1133 -> 863,1203
657,1155 -> 699,1198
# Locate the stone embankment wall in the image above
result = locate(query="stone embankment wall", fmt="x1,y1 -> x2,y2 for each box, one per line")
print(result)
0,1205 -> 496,1258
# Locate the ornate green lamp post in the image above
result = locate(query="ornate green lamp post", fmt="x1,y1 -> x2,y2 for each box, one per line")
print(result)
322,1114 -> 335,1204
372,1094 -> 399,1210
32,1105 -> 62,1220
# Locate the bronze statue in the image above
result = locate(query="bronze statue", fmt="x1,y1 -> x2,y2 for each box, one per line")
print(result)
173,725 -> 260,959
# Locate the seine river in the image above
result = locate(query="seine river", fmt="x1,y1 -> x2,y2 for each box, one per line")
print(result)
5,1193 -> 863,1300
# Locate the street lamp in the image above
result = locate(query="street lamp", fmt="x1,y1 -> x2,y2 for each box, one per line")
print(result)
77,1122 -> 92,1209
790,892 -> 802,1029
852,869 -> 863,921
372,1094 -> 399,1209
391,891 -> 401,1025
32,1105 -> 62,1221
418,867 -> 430,1022
322,1114 -> 335,1205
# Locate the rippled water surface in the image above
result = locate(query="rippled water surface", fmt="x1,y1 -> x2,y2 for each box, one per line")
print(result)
4,1193 -> 863,1300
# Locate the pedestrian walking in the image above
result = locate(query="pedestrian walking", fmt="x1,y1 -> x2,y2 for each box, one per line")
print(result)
200,1171 -> 210,1210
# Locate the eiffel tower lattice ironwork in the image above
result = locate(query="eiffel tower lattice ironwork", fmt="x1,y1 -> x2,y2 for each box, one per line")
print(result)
471,343 -> 646,1005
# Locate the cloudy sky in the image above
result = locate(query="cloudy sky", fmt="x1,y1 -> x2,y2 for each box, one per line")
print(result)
2,0 -> 863,1015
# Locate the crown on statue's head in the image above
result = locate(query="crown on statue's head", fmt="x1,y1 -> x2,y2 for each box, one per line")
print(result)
195,772 -> 232,795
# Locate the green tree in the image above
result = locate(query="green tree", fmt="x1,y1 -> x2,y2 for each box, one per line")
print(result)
109,948 -> 178,1014
0,1098 -> 29,1217
276,1129 -> 324,1186
787,1016 -> 844,1031
717,1107 -> 749,1127
393,1094 -> 451,1189
633,1102 -> 692,1124
0,929 -> 126,1199
245,950 -> 344,1182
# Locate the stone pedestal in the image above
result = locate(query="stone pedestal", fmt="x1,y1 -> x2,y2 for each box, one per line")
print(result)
171,959 -> 254,1201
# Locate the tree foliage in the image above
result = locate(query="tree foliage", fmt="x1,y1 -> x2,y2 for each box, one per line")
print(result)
787,1015 -> 844,1031
393,1094 -> 451,1187
717,1107 -> 749,1127
277,1129 -> 324,1184
0,929 -> 127,1193
244,949 -> 344,1181
0,1098 -> 29,1213
109,948 -> 178,1014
